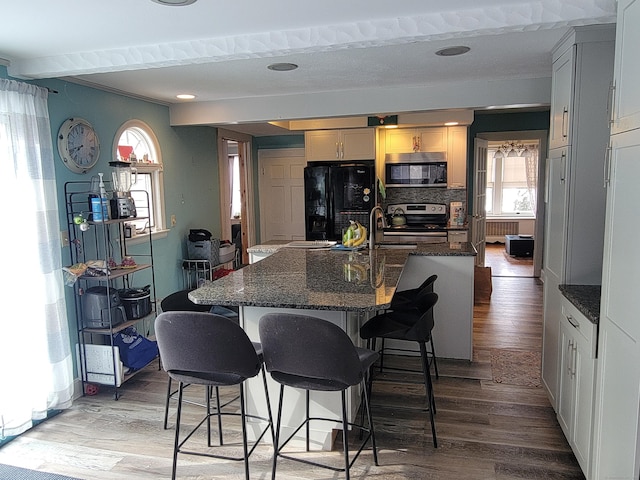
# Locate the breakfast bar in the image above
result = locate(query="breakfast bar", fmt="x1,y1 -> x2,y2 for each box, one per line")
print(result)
189,242 -> 476,448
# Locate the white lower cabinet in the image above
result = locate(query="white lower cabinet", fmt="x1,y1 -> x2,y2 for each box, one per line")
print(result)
556,297 -> 596,478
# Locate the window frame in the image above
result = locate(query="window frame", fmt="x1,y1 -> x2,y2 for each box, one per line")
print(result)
486,143 -> 538,218
112,120 -> 167,242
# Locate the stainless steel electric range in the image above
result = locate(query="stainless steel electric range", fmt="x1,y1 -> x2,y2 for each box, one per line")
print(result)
383,203 -> 448,243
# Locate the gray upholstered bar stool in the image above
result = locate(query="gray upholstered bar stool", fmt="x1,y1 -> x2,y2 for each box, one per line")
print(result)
155,311 -> 273,480
374,274 -> 439,377
259,312 -> 379,480
159,290 -> 239,430
360,291 -> 439,447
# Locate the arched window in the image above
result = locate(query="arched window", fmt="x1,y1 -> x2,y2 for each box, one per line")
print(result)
112,120 -> 166,236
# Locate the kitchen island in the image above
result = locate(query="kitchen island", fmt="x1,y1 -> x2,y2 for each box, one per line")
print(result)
190,242 -> 476,448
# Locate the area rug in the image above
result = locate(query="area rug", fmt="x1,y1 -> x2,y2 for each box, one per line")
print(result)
490,349 -> 542,387
0,464 -> 80,480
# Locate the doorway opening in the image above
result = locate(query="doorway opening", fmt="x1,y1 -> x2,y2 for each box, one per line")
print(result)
218,129 -> 255,267
475,131 -> 547,278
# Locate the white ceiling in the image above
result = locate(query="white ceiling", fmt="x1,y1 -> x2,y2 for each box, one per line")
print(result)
0,0 -> 616,136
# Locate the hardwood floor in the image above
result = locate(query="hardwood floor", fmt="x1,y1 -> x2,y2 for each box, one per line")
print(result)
485,243 -> 534,278
0,277 -> 584,479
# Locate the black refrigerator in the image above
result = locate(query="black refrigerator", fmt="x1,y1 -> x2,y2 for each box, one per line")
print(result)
304,162 -> 375,241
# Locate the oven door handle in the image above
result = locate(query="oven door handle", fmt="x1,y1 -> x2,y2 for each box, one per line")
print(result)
383,230 -> 447,237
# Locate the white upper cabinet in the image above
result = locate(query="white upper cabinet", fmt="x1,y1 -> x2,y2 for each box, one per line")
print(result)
384,127 -> 447,154
446,126 -> 467,189
383,126 -> 467,188
610,0 -> 640,134
549,45 -> 575,149
305,128 -> 375,161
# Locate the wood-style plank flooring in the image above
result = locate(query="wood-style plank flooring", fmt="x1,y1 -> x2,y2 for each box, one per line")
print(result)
0,276 -> 585,479
485,243 -> 534,278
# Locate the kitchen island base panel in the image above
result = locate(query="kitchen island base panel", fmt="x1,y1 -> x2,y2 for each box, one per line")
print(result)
389,255 -> 474,361
241,306 -> 369,450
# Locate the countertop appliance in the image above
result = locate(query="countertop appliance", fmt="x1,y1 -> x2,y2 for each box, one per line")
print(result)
82,286 -> 127,329
384,153 -> 447,187
118,285 -> 152,320
383,203 -> 448,243
109,161 -> 137,219
304,162 -> 375,241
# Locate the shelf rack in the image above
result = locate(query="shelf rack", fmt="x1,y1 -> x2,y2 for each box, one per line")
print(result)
65,181 -> 157,399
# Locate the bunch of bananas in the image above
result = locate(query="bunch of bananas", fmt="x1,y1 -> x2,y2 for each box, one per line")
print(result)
342,221 -> 368,247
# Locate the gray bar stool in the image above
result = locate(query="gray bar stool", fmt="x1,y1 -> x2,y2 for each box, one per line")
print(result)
155,312 -> 273,480
159,289 -> 239,430
375,274 -> 439,377
259,312 -> 379,480
360,291 -> 439,447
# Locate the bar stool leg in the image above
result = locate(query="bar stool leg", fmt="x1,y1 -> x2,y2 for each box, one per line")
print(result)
419,342 -> 437,448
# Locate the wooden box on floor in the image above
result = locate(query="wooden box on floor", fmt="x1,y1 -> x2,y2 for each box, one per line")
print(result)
474,266 -> 492,304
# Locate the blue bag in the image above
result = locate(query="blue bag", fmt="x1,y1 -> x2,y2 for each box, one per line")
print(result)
113,326 -> 158,371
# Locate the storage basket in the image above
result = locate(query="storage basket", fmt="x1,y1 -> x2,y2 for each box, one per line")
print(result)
219,243 -> 235,264
187,238 -> 220,265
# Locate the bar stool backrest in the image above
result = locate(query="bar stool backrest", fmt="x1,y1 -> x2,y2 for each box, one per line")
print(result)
155,311 -> 261,385
259,313 -> 364,391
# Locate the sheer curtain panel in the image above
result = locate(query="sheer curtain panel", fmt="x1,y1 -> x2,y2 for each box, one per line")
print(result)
0,79 -> 73,439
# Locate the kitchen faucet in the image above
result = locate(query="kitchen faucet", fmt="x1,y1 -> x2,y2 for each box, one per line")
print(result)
369,205 -> 387,250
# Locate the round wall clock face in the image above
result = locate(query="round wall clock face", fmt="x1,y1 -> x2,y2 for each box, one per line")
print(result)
57,118 -> 100,174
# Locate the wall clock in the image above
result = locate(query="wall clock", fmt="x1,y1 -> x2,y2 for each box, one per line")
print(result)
57,117 -> 100,174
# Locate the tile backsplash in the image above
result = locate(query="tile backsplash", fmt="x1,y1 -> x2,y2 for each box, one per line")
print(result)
383,186 -> 467,219
384,186 -> 466,205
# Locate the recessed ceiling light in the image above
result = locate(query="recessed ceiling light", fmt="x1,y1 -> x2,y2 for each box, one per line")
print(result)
176,94 -> 196,100
267,63 -> 298,72
444,121 -> 459,126
435,46 -> 471,57
151,0 -> 197,5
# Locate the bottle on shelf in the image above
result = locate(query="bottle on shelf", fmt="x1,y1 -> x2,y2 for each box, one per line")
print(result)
91,172 -> 110,222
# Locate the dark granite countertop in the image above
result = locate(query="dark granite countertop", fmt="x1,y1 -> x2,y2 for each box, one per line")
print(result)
559,284 -> 601,324
189,242 -> 475,311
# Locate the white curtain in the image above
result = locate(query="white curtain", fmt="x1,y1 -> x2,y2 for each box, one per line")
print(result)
524,147 -> 538,213
0,79 -> 73,439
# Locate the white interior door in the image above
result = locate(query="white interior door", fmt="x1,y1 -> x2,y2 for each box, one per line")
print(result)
472,138 -> 488,266
258,148 -> 306,242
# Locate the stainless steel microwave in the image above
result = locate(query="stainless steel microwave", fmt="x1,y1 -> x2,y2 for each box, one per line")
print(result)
384,152 -> 447,187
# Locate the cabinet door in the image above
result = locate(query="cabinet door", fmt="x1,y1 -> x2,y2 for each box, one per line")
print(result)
611,0 -> 640,134
385,128 -> 418,153
550,46 -> 575,149
340,128 -> 375,160
544,148 -> 569,282
447,126 -> 467,188
385,127 -> 447,154
571,331 -> 594,477
592,129 -> 640,479
305,130 -> 339,161
542,279 -> 561,408
417,127 -> 447,152
556,305 -> 596,478
556,320 -> 574,438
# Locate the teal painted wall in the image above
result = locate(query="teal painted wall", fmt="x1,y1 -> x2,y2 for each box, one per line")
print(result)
2,66 -> 222,367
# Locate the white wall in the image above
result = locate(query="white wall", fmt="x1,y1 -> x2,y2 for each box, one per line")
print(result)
170,77 -> 551,126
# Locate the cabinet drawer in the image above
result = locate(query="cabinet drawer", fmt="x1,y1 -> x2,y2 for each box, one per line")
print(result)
561,298 -> 596,354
